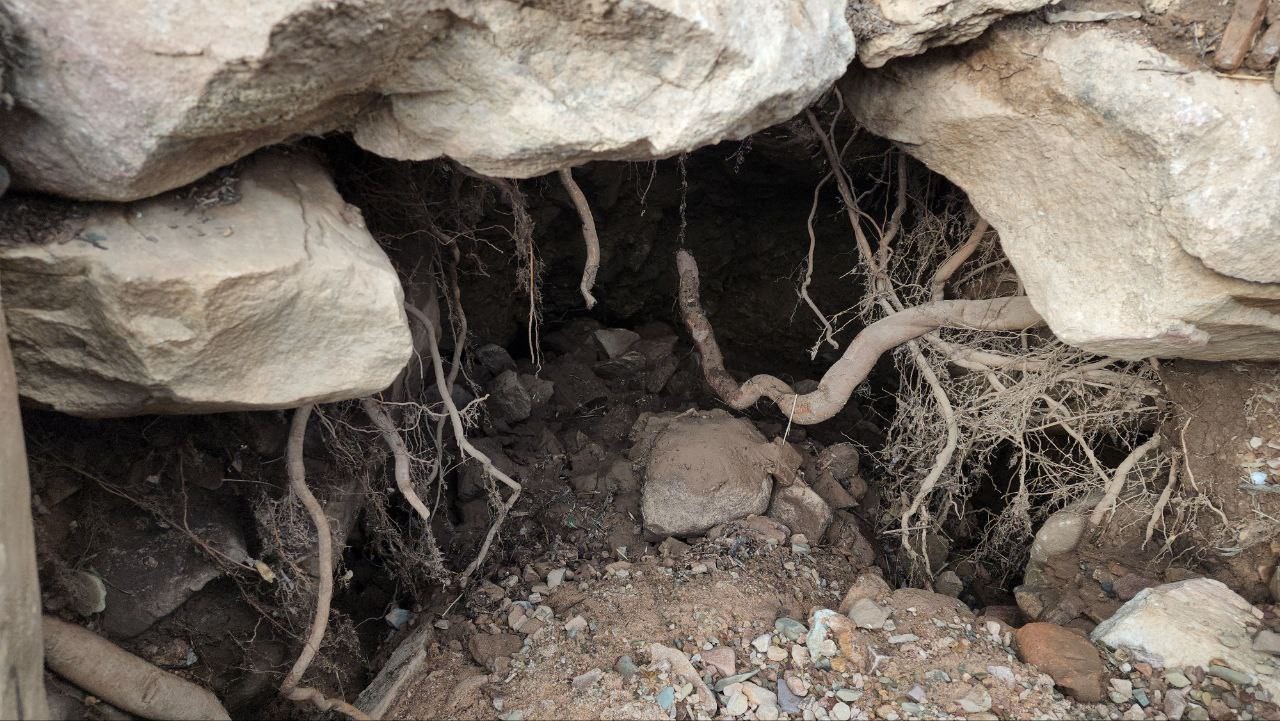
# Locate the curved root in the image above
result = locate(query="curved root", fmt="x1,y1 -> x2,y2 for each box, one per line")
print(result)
676,249 -> 1044,425
279,404 -> 372,721
559,167 -> 601,309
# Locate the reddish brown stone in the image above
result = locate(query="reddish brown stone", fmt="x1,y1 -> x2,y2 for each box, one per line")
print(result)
1015,622 -> 1108,702
1214,0 -> 1268,71
1113,573 -> 1159,601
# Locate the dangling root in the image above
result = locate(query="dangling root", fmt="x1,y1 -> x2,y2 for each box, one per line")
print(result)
559,167 -> 601,309
360,398 -> 432,524
279,404 -> 371,721
676,249 -> 1044,425
405,298 -> 522,589
1089,432 -> 1163,530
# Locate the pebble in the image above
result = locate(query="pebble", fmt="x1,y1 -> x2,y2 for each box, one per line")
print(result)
758,703 -> 781,720
1122,704 -> 1146,720
887,633 -> 919,644
615,655 -> 638,680
925,670 -> 952,683
1165,670 -> 1191,688
547,567 -> 567,589
571,668 -> 603,689
1110,678 -> 1134,703
767,645 -> 788,662
958,686 -> 993,713
848,598 -> 891,630
906,684 -> 927,703
1207,664 -> 1253,686
715,671 -> 760,692
564,615 -> 588,638
986,666 -> 1016,686
498,712 -> 524,721
1254,629 -> 1280,654
836,688 -> 862,703
777,679 -> 804,713
1133,688 -> 1150,707
832,701 -> 853,720
875,703 -> 899,720
725,693 -> 750,716
1187,705 -> 1210,721
657,686 -> 676,711
900,702 -> 923,716
753,634 -> 773,653
775,617 -> 809,642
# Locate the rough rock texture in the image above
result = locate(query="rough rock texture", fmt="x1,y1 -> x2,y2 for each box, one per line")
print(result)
0,153 -> 411,416
1091,578 -> 1280,698
98,498 -> 248,638
1,0 -> 855,201
768,483 -> 835,540
631,409 -> 799,537
849,0 -> 1052,67
0,300 -> 49,719
1016,622 -> 1107,702
844,24 -> 1280,360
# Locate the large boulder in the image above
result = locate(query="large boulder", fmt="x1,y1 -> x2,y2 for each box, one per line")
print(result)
0,0 -> 854,201
0,152 -> 412,416
631,409 -> 801,537
1091,578 -> 1280,699
843,24 -> 1280,360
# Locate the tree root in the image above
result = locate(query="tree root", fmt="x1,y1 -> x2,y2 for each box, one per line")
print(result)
676,249 -> 1044,425
559,167 -> 600,309
361,398 -> 432,524
414,304 -> 522,588
43,615 -> 231,721
1089,432 -> 1163,530
279,404 -> 371,721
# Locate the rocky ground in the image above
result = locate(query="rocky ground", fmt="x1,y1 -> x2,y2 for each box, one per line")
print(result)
371,529 -> 1280,721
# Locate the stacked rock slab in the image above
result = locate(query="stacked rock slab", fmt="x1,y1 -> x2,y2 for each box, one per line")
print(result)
844,23 -> 1280,360
0,0 -> 854,201
0,152 -> 412,416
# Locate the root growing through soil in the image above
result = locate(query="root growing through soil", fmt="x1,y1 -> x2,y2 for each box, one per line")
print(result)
279,404 -> 370,721
559,167 -> 601,309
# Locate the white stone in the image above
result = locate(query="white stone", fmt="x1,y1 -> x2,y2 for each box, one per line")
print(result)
844,24 -> 1280,360
851,0 -> 1053,67
0,153 -> 411,416
1091,578 -> 1280,699
2,0 -> 854,201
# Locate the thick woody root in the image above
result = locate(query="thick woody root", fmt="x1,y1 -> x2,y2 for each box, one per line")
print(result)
43,615 -> 231,721
676,249 -> 1044,425
279,405 -> 371,721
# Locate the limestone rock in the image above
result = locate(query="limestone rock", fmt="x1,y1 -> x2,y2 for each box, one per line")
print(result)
631,409 -> 790,537
1091,578 -> 1280,698
768,483 -> 834,541
0,153 -> 411,416
1016,622 -> 1107,702
850,0 -> 1053,67
844,24 -> 1280,360
2,0 -> 854,201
